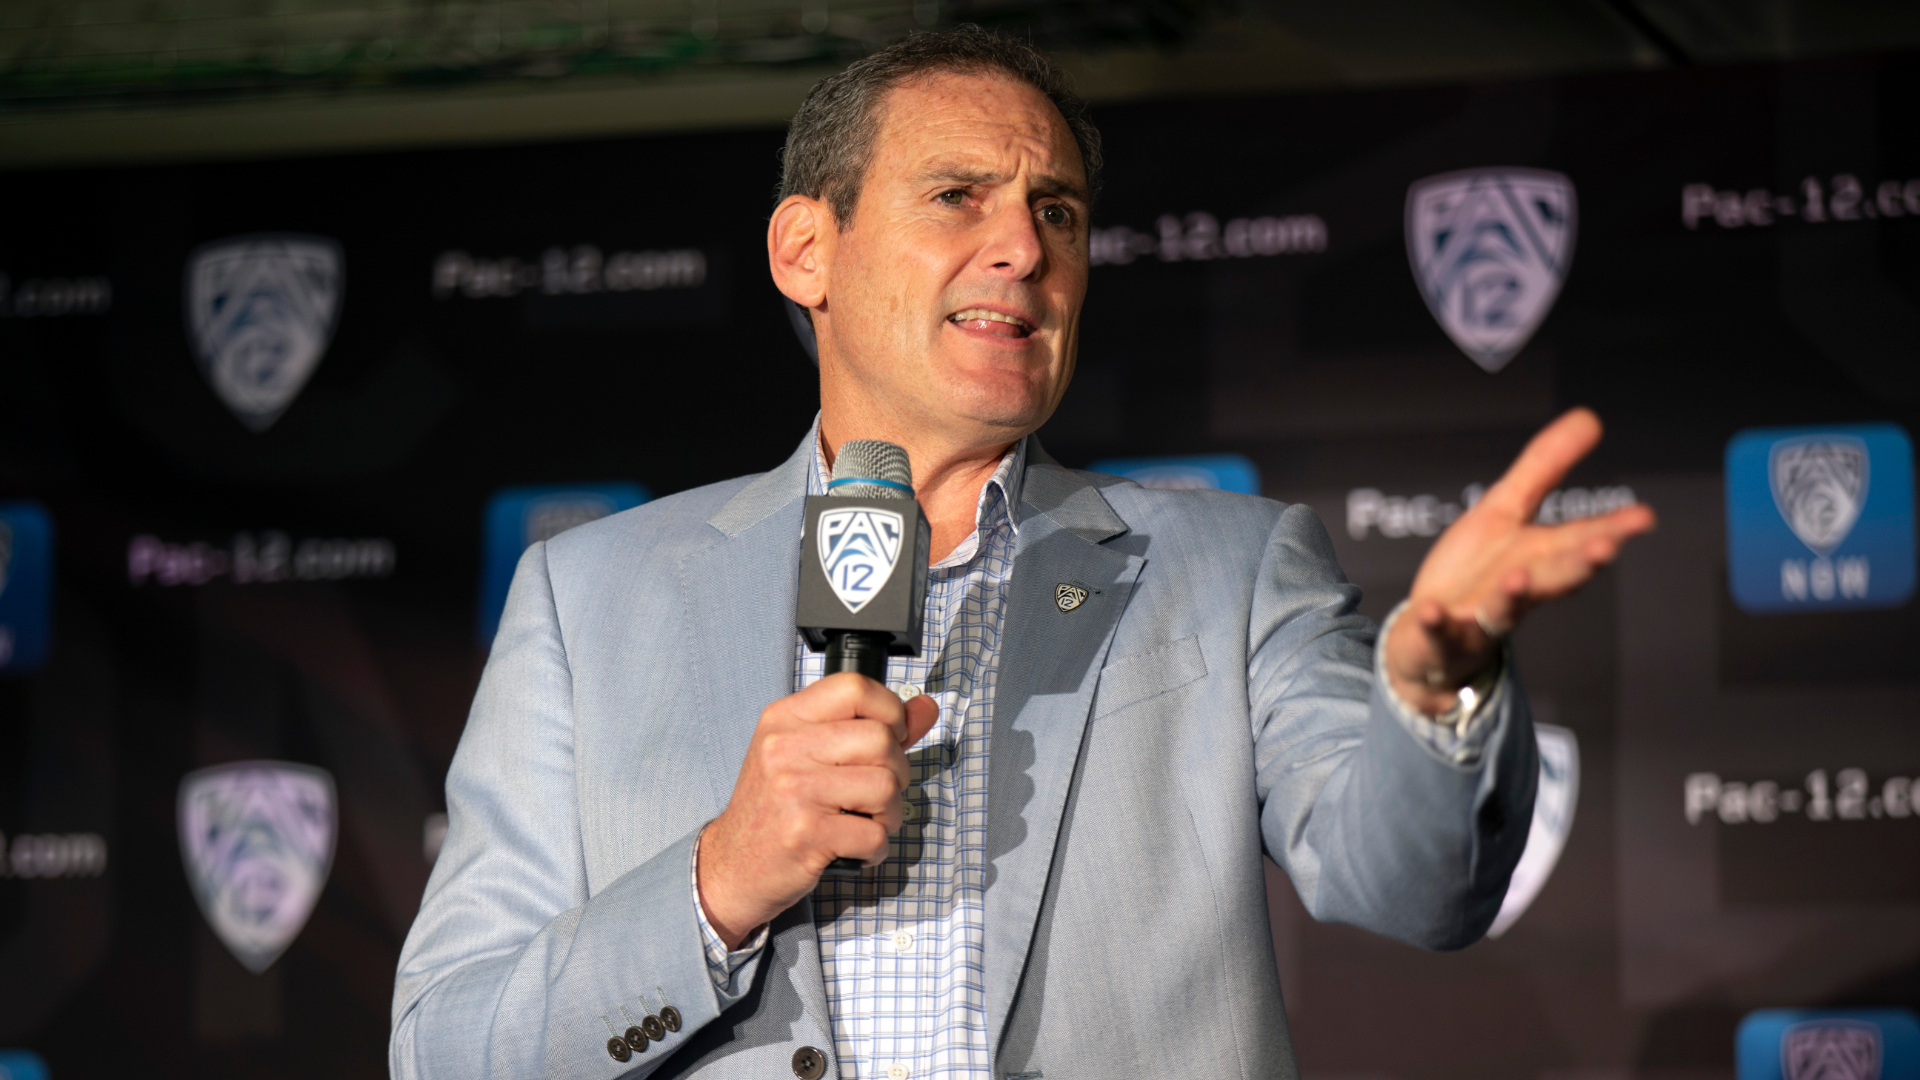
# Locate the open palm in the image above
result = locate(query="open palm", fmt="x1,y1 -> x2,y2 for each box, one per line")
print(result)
1383,407 -> 1657,715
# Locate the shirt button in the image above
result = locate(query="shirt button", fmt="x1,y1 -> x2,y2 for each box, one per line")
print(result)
892,683 -> 923,702
888,1064 -> 910,1080
890,930 -> 914,952
901,801 -> 916,821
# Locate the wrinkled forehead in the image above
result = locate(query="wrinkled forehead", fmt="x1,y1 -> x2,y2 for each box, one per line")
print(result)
867,69 -> 1085,188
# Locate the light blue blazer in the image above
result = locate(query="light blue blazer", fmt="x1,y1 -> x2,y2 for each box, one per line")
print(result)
391,433 -> 1536,1080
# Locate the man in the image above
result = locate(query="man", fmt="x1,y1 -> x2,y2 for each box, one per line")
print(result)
391,26 -> 1653,1080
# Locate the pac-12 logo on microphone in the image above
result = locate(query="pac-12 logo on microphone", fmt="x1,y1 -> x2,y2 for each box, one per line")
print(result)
1406,168 -> 1576,373
818,508 -> 904,614
184,234 -> 344,432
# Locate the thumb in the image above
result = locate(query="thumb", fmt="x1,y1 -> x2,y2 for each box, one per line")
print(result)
902,694 -> 940,748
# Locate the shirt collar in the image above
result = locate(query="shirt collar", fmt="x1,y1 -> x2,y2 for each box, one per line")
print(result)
805,415 -> 1027,563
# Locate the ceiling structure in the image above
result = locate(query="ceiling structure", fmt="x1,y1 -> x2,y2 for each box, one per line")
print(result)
2,0 -> 1917,168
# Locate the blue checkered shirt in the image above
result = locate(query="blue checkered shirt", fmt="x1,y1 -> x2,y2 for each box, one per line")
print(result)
689,423 -> 1501,1080
694,422 -> 1023,1080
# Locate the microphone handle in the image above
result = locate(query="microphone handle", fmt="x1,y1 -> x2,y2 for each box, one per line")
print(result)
822,631 -> 894,877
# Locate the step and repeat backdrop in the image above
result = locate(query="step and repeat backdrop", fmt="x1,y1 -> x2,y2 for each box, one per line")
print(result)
2,48 -> 1918,1080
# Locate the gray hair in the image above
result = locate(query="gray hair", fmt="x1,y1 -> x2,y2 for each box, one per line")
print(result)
778,25 -> 1103,227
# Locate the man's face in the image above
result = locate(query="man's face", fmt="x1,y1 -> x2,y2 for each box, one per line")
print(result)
813,71 -> 1089,446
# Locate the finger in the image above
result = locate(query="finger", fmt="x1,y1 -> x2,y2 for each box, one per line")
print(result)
1393,597 -> 1491,688
791,671 -> 909,739
818,812 -> 891,868
1594,501 -> 1657,539
1411,597 -> 1448,633
804,718 -> 905,770
1522,506 -> 1651,591
1479,407 -> 1603,521
1525,530 -> 1630,598
1517,521 -> 1640,600
902,694 -> 940,749
820,764 -> 904,823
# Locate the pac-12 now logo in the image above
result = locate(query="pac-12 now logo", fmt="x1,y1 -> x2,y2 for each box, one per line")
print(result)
1406,169 -> 1576,373
1087,453 -> 1261,495
184,234 -> 344,432
818,508 -> 903,614
1726,423 -> 1914,613
477,482 -> 649,644
0,501 -> 53,673
1737,1008 -> 1920,1080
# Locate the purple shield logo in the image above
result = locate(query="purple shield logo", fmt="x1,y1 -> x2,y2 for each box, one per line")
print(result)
178,761 -> 336,973
1784,1020 -> 1882,1080
184,234 -> 343,432
1406,168 -> 1577,373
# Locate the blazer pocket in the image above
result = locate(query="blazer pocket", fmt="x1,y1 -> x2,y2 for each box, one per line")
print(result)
1093,634 -> 1208,719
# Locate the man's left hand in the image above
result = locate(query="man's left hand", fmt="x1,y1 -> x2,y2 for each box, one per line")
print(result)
1384,407 -> 1657,716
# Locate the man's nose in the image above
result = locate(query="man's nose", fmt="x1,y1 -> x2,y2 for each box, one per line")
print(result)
975,198 -> 1045,281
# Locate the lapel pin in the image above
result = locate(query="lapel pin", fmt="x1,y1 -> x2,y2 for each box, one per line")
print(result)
1055,582 -> 1090,612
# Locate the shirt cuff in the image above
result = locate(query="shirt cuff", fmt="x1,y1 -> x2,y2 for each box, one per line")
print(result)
690,827 -> 769,1000
1376,599 -> 1510,767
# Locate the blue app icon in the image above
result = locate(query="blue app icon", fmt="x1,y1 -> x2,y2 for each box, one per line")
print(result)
1726,423 -> 1915,613
0,501 -> 53,674
1086,453 -> 1261,496
0,1048 -> 50,1080
478,483 -> 648,644
1737,1008 -> 1920,1080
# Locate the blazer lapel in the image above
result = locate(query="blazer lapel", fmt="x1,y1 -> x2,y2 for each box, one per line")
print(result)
676,436 -> 837,1029
680,437 -> 812,800
984,455 -> 1143,1056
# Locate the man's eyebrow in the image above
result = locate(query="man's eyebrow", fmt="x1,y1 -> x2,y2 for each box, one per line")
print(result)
914,163 -> 1001,188
913,162 -> 1089,204
1028,173 -> 1090,204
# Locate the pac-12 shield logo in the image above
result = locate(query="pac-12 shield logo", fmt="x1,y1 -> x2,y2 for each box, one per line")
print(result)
1738,1009 -> 1920,1080
1406,168 -> 1576,373
184,234 -> 344,432
818,508 -> 904,614
1784,1021 -> 1881,1080
1727,424 -> 1914,613
178,761 -> 336,973
1771,438 -> 1867,557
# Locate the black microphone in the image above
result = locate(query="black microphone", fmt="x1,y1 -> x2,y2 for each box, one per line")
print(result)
795,439 -> 930,875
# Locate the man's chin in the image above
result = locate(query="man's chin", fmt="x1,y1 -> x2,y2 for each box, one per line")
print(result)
937,384 -> 1056,440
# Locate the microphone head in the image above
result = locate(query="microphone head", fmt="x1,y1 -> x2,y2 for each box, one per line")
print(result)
830,440 -> 913,500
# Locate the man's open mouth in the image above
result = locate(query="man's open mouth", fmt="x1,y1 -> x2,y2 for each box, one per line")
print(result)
949,307 -> 1035,338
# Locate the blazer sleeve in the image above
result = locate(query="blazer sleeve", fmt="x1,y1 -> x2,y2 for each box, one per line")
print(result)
1247,502 -> 1538,950
390,542 -> 762,1079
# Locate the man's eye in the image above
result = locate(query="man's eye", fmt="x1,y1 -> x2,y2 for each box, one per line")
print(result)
937,190 -> 965,206
1038,204 -> 1072,227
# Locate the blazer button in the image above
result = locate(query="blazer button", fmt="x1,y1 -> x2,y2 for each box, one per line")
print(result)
623,1026 -> 649,1053
606,1036 -> 632,1063
641,1014 -> 667,1042
660,1005 -> 683,1033
792,1045 -> 828,1080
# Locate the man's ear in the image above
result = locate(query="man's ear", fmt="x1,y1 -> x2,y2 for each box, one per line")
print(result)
768,194 -> 832,310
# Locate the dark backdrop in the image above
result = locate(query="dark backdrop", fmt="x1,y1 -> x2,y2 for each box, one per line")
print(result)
2,49 -> 1917,1080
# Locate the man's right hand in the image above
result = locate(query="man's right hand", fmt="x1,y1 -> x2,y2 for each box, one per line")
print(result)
696,672 -> 940,949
